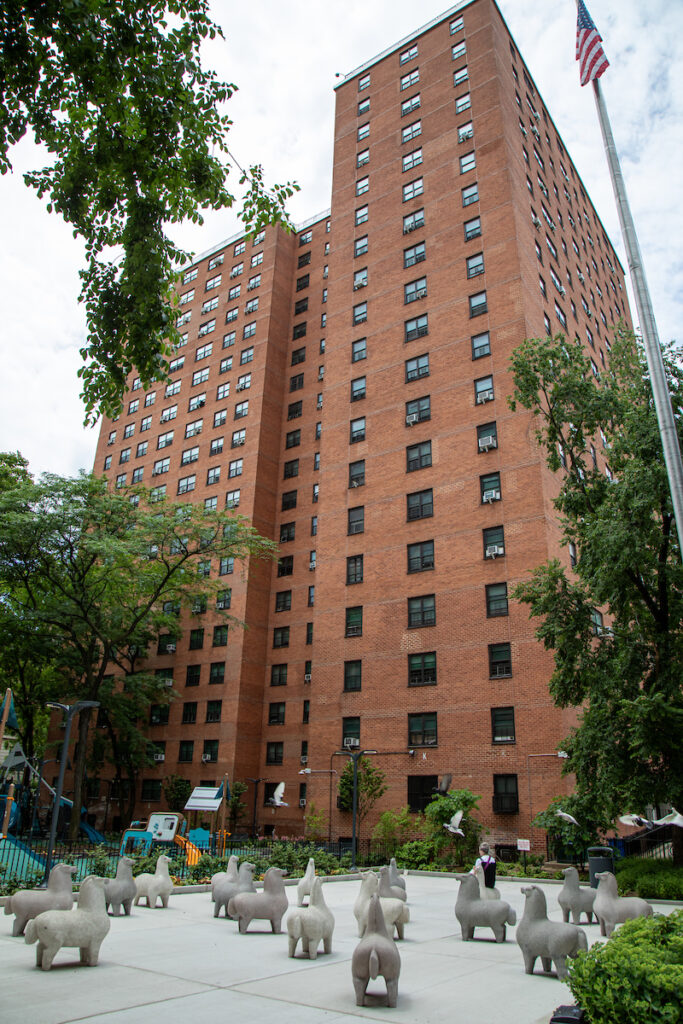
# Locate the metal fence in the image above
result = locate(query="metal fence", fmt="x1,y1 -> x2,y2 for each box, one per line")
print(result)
0,834 -> 397,888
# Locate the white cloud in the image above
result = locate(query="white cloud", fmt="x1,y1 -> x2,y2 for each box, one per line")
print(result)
1,0 -> 680,478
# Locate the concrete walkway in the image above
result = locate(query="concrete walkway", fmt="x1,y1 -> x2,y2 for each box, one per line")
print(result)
2,874 -> 675,1024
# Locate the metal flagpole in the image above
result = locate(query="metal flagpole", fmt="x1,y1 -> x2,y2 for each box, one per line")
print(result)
590,77 -> 683,546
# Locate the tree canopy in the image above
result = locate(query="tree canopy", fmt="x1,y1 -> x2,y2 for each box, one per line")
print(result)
337,756 -> 388,824
0,468 -> 276,837
509,328 -> 683,844
0,1 -> 298,423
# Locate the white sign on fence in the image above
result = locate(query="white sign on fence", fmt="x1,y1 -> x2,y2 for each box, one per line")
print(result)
517,838 -> 531,852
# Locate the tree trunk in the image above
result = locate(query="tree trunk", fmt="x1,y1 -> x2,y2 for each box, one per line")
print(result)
67,707 -> 93,841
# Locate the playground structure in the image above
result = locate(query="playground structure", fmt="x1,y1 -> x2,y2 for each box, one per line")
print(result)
119,813 -> 206,867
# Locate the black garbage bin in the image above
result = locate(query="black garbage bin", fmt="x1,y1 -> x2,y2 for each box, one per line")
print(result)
587,845 -> 614,888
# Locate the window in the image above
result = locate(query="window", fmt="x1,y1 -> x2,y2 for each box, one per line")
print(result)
493,774 -> 519,813
492,707 -> 515,743
178,740 -> 194,762
407,488 -> 433,521
285,429 -> 300,450
451,41 -> 466,60
402,177 -> 423,202
180,288 -> 195,305
408,594 -> 435,627
464,216 -> 481,242
290,373 -> 304,392
486,582 -> 508,617
351,337 -> 367,363
219,553 -> 235,576
312,483 -> 319,503
243,322 -> 256,340
266,742 -> 283,765
251,252 -> 263,267
345,606 -> 362,637
358,97 -> 370,116
408,651 -> 436,687
355,205 -> 368,226
269,702 -> 286,726
402,124 -> 424,154
342,717 -> 360,750
103,455 -> 112,471
283,459 -> 299,480
489,642 -> 512,678
189,628 -> 204,650
140,416 -> 152,432
356,176 -> 369,196
407,540 -> 434,573
455,92 -> 471,113
467,252 -> 484,278
400,68 -> 419,91
346,554 -> 364,585
165,379 -> 181,397
462,182 -> 479,206
460,151 -> 476,174
204,699 -> 223,724
458,121 -> 473,143
353,267 -> 368,290
408,712 -> 437,746
178,474 -> 196,494
475,375 -> 494,404
153,457 -> 170,475
350,417 -> 365,443
183,267 -> 198,284
291,347 -> 306,367
569,541 -> 578,568
483,525 -> 505,559
228,459 -> 243,478
469,291 -> 488,317
119,447 -> 131,464
150,485 -> 166,502
354,235 -> 368,257
353,302 -> 367,325
401,94 -> 421,117
406,440 -> 431,472
309,550 -> 317,570
408,775 -> 439,813
348,506 -> 364,535
181,445 -> 199,465
281,490 -> 297,511
279,522 -> 295,543
344,660 -> 362,692
350,376 -> 366,402
189,393 -> 206,412
278,556 -> 293,577
356,148 -> 369,168
399,43 -> 418,64
404,314 -> 428,342
271,664 -> 287,687
481,471 -> 501,503
212,625 -> 228,647
349,459 -> 365,487
453,66 -> 468,86
404,241 -> 426,268
273,627 -> 290,649
311,514 -> 318,536
404,277 -> 427,304
403,208 -> 425,234
150,703 -> 170,726
357,122 -> 370,141
198,319 -> 215,337
450,15 -> 464,33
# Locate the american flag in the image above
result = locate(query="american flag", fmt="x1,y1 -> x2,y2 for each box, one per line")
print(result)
576,0 -> 610,86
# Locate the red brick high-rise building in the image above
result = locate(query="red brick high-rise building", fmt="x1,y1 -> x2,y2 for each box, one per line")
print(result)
92,0 -> 630,851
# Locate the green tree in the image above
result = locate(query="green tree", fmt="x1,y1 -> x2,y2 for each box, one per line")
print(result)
227,781 -> 247,833
337,757 -> 388,825
163,774 -> 192,813
532,795 -> 612,862
304,803 -> 328,842
423,788 -> 483,865
0,471 -> 275,839
509,329 -> 683,861
0,451 -> 32,492
0,2 -> 298,423
372,805 -> 421,857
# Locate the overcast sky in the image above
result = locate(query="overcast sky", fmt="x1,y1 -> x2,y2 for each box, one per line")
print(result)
1,0 -> 680,479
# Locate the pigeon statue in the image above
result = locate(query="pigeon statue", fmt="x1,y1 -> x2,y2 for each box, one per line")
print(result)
444,809 -> 464,836
618,813 -> 654,830
269,782 -> 288,807
654,808 -> 683,828
556,810 -> 580,827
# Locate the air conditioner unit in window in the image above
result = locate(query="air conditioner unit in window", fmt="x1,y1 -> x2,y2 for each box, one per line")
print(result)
236,383 -> 247,391
154,753 -> 165,762
478,435 -> 497,450
299,798 -> 307,808
482,489 -> 500,503
415,288 -> 427,299
520,125 -> 527,136
353,282 -> 366,290
107,439 -> 115,446
300,755 -> 308,764
346,625 -> 362,637
316,400 -> 323,410
309,562 -> 316,570
201,753 -> 212,763
559,286 -> 566,296
406,413 -> 418,426
403,223 -> 417,234
531,127 -> 540,140
226,500 -> 238,509
318,369 -> 325,380
235,437 -> 245,446
196,399 -> 206,406
532,215 -> 541,228
533,110 -> 540,120
476,389 -> 494,404
304,674 -> 312,683
343,736 -> 360,748
247,283 -> 257,290
586,309 -> 592,318
350,480 -> 360,488
578,272 -> 585,283
166,644 -> 176,653
486,544 -> 504,558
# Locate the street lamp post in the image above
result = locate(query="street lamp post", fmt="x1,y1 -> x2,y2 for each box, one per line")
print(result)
44,700 -> 99,883
333,748 -> 377,872
246,777 -> 267,838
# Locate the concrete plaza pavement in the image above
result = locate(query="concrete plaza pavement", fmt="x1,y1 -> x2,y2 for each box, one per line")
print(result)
2,873 -> 672,1024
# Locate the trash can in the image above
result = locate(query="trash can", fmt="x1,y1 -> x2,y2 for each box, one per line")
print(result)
549,1006 -> 586,1023
587,846 -> 614,888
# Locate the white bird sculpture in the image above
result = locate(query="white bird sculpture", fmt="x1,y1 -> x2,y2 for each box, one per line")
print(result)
618,813 -> 654,830
444,809 -> 464,836
269,782 -> 288,807
556,810 -> 580,827
654,808 -> 683,828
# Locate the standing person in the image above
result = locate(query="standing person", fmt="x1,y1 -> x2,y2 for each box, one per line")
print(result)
471,842 -> 497,889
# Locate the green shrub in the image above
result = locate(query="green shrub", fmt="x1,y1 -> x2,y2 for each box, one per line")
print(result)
395,839 -> 438,870
615,857 -> 683,901
0,870 -> 42,896
567,909 -> 683,1024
